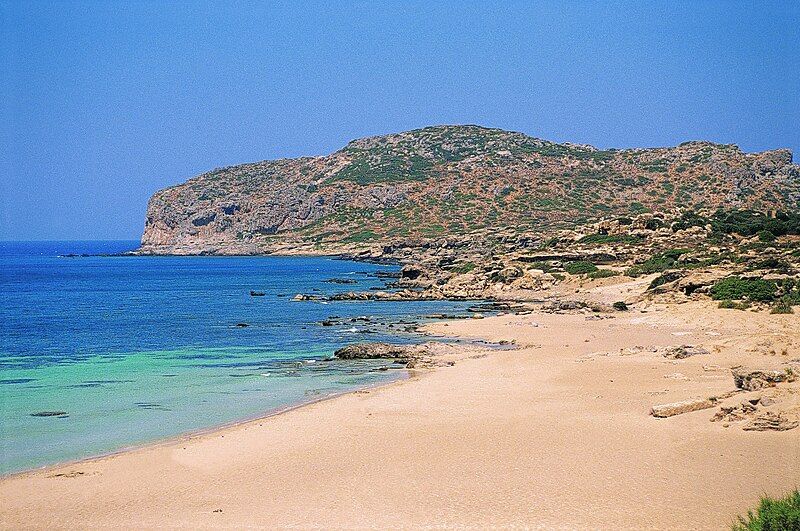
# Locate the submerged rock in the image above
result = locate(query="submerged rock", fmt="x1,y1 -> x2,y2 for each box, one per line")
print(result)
30,411 -> 68,418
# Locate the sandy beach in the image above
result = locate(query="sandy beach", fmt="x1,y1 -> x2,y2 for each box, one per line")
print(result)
1,299 -> 799,529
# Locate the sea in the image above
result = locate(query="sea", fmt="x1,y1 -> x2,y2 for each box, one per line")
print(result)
0,241 -> 476,474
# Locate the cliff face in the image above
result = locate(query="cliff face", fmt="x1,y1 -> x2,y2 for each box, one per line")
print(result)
139,125 -> 800,254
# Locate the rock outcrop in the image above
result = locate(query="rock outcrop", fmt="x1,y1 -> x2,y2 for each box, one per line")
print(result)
333,341 -> 484,369
650,398 -> 717,418
732,367 -> 796,391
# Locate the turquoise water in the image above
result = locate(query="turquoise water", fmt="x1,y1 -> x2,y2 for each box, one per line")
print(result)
0,241 -> 473,474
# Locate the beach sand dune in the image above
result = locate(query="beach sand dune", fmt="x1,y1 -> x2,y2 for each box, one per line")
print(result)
1,304 -> 798,529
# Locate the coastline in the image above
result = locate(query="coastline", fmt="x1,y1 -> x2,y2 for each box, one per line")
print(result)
0,370 -> 411,481
2,300 -> 798,528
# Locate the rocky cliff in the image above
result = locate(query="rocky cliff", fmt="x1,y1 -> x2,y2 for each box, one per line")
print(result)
139,125 -> 800,255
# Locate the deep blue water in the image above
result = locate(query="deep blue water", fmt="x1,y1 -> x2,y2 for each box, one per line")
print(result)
0,241 -> 472,473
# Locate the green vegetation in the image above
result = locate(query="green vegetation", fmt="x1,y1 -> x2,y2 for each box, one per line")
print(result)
612,301 -> 629,311
757,230 -> 776,243
647,271 -> 682,291
777,279 -> 800,305
671,211 -> 707,232
588,269 -> 619,279
747,258 -> 792,274
342,229 -> 379,243
625,249 -> 689,277
710,276 -> 777,302
732,489 -> 800,531
770,299 -> 794,314
578,233 -> 640,245
329,154 -> 433,185
564,261 -> 598,275
674,209 -> 800,238
712,210 -> 800,237
718,300 -> 751,310
451,262 -> 476,274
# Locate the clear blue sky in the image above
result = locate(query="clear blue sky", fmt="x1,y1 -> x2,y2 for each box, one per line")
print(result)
1,1 -> 798,240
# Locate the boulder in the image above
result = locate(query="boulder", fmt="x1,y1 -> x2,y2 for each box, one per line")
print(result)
650,398 -> 715,418
661,345 -> 710,359
333,343 -> 415,360
731,367 -> 795,391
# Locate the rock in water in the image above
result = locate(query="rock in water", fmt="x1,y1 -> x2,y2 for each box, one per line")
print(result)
333,343 -> 415,360
30,411 -> 68,418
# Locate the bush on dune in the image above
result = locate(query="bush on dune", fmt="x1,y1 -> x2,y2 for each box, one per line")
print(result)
564,261 -> 598,275
710,276 -> 777,302
733,489 -> 800,530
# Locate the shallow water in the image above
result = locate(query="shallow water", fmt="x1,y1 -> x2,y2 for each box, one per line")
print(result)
0,241 -> 473,474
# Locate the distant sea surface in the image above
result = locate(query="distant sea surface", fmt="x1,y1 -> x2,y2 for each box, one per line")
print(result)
0,241 -> 473,474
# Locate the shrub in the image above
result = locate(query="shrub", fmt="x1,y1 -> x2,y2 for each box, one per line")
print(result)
645,218 -> 664,230
564,261 -> 598,275
578,233 -> 639,245
771,300 -> 794,314
451,262 -> 476,274
647,271 -> 682,290
748,258 -> 791,273
711,209 -> 800,237
757,230 -> 776,243
612,301 -> 628,311
588,269 -> 619,279
551,273 -> 565,281
733,489 -> 800,530
672,211 -> 708,232
710,276 -> 777,302
718,300 -> 751,310
343,229 -> 379,242
625,249 -> 689,277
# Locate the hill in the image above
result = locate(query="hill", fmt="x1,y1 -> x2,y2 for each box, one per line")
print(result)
139,125 -> 799,254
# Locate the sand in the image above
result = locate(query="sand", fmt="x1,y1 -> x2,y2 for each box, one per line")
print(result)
1,301 -> 799,529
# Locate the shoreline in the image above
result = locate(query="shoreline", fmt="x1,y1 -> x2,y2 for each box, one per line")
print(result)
2,301 -> 798,528
0,369 -> 412,480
